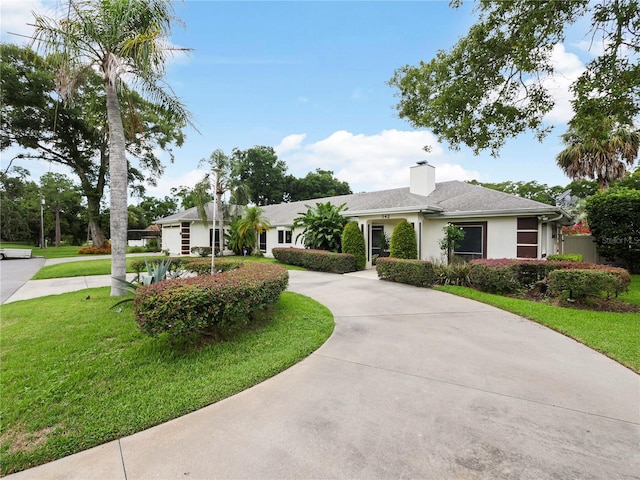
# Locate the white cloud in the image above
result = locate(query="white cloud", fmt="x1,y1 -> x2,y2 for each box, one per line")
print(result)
277,129 -> 480,193
144,168 -> 207,199
275,133 -> 306,155
541,44 -> 586,123
0,0 -> 55,43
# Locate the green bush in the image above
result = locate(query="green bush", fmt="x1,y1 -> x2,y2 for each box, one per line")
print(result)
191,246 -> 212,257
272,247 -> 356,273
342,221 -> 366,270
133,263 -> 289,338
586,188 -> 640,273
547,269 -> 621,300
468,258 -> 630,295
390,220 -> 417,259
376,257 -> 435,287
469,260 -> 521,294
547,253 -> 583,262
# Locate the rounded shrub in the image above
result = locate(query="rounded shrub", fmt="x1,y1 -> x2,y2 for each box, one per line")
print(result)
133,263 -> 289,338
342,221 -> 366,270
390,220 -> 417,259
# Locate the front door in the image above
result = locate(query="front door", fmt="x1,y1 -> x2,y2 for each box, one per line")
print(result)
371,225 -> 384,257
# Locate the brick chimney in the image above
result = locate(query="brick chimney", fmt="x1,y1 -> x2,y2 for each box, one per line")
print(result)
409,161 -> 435,196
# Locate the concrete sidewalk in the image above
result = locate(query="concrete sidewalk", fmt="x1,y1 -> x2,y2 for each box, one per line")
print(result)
5,270 -> 640,479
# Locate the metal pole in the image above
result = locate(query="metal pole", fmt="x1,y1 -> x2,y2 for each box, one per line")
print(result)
40,196 -> 45,249
210,168 -> 219,275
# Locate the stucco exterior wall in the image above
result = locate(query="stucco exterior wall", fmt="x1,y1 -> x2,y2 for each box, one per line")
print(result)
190,221 -> 211,252
161,224 -> 181,255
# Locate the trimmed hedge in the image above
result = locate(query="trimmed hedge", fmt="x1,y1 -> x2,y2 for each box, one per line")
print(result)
133,263 -> 289,337
469,258 -> 630,296
272,247 -> 357,273
342,221 -> 366,270
548,269 -> 622,300
376,257 -> 435,287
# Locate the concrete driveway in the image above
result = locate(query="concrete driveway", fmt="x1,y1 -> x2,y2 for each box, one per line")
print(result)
6,270 -> 640,479
0,257 -> 46,304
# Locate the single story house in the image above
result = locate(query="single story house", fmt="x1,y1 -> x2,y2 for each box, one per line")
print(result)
156,162 -> 572,266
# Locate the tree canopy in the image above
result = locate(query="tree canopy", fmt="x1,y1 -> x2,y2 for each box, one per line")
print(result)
30,0 -> 191,296
1,42 -> 185,248
389,0 -> 639,156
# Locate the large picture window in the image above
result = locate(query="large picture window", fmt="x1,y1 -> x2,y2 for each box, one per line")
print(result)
453,222 -> 487,261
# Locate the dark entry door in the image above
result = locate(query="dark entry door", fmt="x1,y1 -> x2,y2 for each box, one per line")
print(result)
371,225 -> 384,257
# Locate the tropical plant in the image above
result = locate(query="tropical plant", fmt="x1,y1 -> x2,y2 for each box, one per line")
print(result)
237,205 -> 271,256
111,257 -> 173,309
390,220 -> 417,259
342,221 -> 366,270
293,202 -> 348,252
556,122 -> 640,192
31,0 -> 192,296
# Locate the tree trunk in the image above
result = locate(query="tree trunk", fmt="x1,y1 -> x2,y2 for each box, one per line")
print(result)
105,81 -> 128,296
55,205 -> 61,247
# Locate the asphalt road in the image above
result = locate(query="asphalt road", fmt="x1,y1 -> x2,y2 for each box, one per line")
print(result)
0,256 -> 46,304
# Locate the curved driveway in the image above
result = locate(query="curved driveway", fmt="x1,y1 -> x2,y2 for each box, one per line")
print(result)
7,270 -> 640,479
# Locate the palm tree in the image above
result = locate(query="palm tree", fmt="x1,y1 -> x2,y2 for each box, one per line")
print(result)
557,123 -> 640,192
31,0 -> 192,296
237,206 -> 271,256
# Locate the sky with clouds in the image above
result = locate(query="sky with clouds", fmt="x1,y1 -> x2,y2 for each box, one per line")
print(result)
1,0 -> 600,201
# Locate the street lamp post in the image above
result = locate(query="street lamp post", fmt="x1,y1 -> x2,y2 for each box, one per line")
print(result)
210,167 -> 220,275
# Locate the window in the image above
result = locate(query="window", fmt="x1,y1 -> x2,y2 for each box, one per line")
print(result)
278,230 -> 292,244
259,230 -> 267,251
453,222 -> 487,260
208,229 -> 221,248
517,217 -> 538,258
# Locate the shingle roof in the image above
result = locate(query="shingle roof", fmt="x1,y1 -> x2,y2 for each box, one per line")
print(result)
156,180 -> 569,225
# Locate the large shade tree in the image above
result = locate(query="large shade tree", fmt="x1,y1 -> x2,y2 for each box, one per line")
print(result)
31,0 -> 192,295
1,43 -> 184,248
389,0 -> 639,156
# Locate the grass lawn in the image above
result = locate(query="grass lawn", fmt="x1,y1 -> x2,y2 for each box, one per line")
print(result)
32,255 -> 306,279
435,275 -> 640,373
0,288 -> 334,475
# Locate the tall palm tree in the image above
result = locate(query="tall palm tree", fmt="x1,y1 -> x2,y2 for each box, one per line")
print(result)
237,206 -> 271,256
556,123 -> 640,192
31,0 -> 192,296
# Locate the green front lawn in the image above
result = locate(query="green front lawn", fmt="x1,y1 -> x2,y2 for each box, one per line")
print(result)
0,289 -> 334,475
435,276 -> 640,372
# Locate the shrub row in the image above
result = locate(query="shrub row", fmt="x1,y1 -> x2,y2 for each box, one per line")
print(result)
78,241 -> 111,255
272,247 -> 357,273
133,263 -> 289,337
469,259 -> 630,296
547,269 -> 623,300
375,257 -> 435,287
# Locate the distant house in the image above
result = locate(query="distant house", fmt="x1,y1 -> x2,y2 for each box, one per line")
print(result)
156,163 -> 572,266
127,224 -> 161,247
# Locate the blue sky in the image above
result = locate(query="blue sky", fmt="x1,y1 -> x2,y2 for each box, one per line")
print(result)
1,1 -> 596,200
